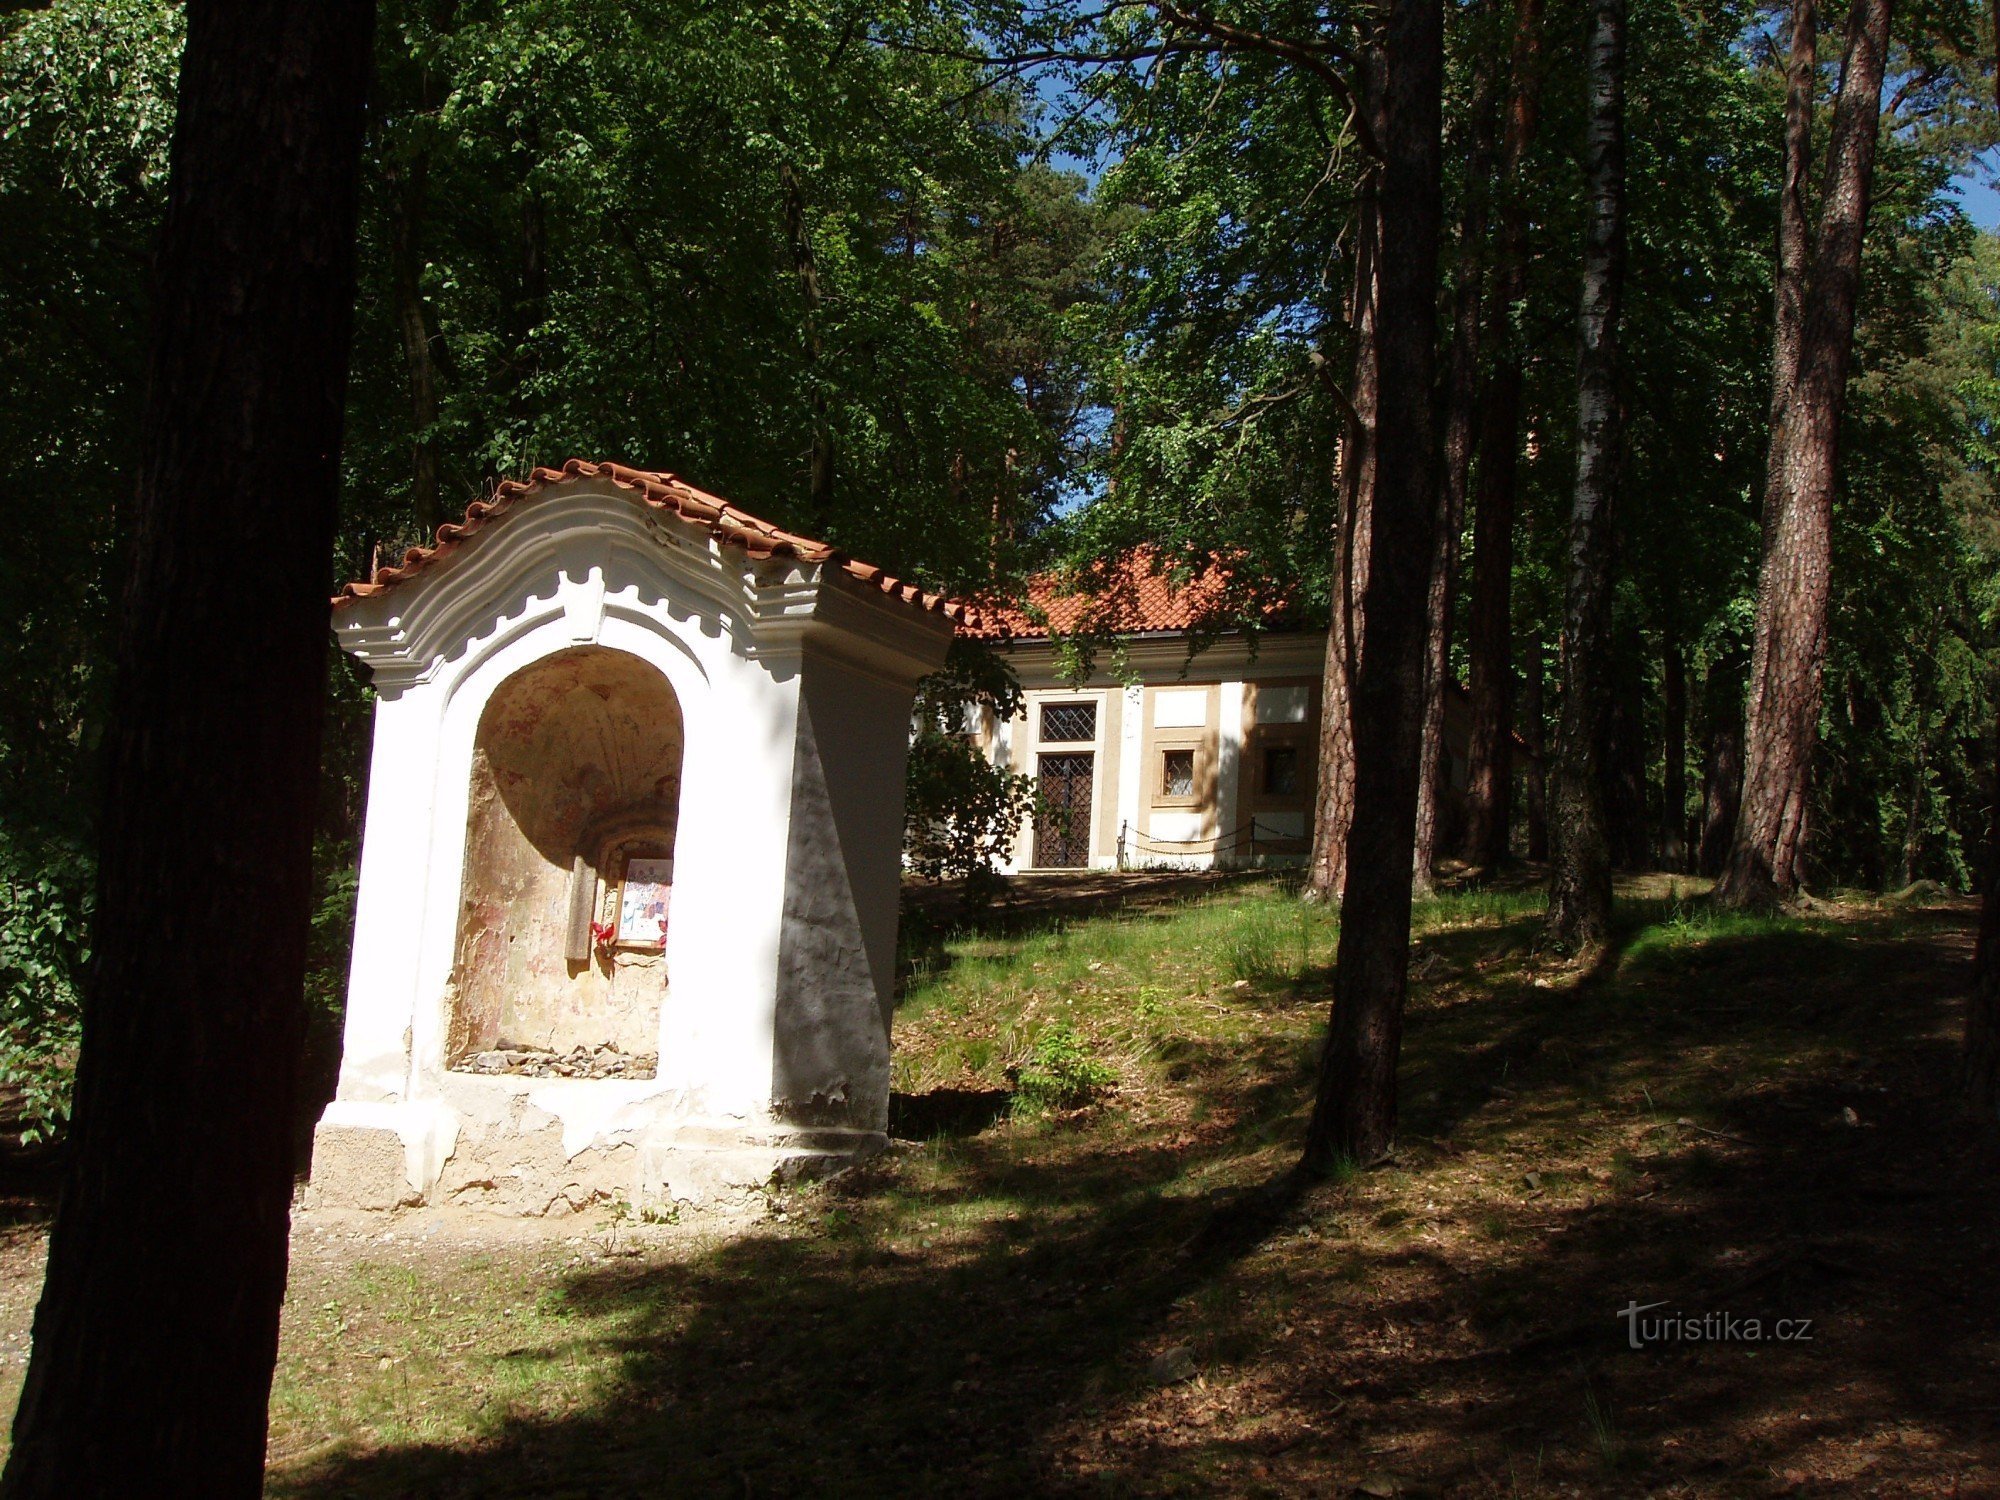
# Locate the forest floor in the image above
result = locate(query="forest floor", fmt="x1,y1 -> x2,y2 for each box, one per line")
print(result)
0,871 -> 1995,1497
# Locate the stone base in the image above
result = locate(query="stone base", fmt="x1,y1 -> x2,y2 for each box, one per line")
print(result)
305,1093 -> 885,1217
640,1128 -> 886,1208
307,1121 -> 423,1212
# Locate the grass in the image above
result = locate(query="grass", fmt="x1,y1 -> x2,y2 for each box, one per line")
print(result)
261,877 -> 1998,1494
5,871 -> 1993,1496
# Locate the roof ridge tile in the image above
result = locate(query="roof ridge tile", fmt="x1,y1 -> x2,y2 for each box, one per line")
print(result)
333,459 -> 974,626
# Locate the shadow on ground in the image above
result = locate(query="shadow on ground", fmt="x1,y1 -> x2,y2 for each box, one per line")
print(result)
271,898 -> 2000,1497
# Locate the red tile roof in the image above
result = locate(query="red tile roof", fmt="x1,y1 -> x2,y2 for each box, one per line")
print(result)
963,550 -> 1285,641
333,458 -> 972,623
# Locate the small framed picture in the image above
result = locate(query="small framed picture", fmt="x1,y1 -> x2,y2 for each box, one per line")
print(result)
615,856 -> 674,947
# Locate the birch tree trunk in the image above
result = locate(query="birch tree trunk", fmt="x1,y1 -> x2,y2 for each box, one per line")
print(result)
0,1 -> 375,1493
1718,0 -> 1893,906
1545,0 -> 1626,952
1302,0 -> 1444,1170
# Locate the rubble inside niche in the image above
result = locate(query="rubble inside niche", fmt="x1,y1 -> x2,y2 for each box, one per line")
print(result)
454,1043 -> 659,1081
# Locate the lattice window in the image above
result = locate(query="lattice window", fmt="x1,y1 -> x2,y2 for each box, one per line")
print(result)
1162,748 -> 1195,798
1040,702 -> 1097,743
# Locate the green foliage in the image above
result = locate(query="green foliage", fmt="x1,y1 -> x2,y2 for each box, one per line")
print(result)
0,837 -> 91,1142
0,0 -> 1107,1118
904,734 -> 1037,898
905,642 -> 1036,901
1011,1022 -> 1115,1110
0,0 -> 181,849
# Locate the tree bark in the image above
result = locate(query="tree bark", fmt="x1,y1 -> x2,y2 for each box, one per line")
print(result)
384,1 -> 455,538
1301,0 -> 1443,1171
1963,702 -> 2000,1118
1898,606 -> 1944,888
1459,0 -> 1545,870
1771,0 -> 1816,423
1698,655 -> 1745,875
1717,0 -> 1892,907
781,160 -> 836,529
1605,651 -> 1651,869
1662,637 -> 1689,872
1414,52 -> 1501,896
389,155 -> 443,536
1544,0 -> 1625,952
1309,54 -> 1385,903
1522,630 -> 1549,860
0,2 -> 375,1494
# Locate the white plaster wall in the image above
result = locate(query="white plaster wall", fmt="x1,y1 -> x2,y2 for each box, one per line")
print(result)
1115,682 -> 1143,867
1217,680 -> 1245,849
771,644 -> 928,1131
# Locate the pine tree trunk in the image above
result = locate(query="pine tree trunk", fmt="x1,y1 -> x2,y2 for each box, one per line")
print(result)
1301,0 -> 1444,1171
1459,0 -> 1545,870
1718,0 -> 1892,907
1662,639 -> 1689,872
1309,57 -> 1386,903
1414,56 -> 1501,897
1963,703 -> 2000,1118
0,3 -> 374,1494
1545,0 -> 1625,952
1771,0 -> 1816,419
1523,631 -> 1549,860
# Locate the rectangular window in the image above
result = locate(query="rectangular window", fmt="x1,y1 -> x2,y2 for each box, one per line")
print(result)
1263,745 -> 1301,797
1162,748 -> 1195,798
1040,702 -> 1097,743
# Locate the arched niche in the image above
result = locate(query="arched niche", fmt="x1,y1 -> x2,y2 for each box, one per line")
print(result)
446,644 -> 684,1073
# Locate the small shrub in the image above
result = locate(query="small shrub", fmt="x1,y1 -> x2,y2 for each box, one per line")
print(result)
1011,1023 -> 1116,1110
0,842 -> 93,1143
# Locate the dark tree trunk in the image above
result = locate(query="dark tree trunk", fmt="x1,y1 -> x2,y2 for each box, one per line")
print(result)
1718,0 -> 1893,907
1698,654 -> 1745,875
1964,703 -> 2000,1118
1459,0 -> 1545,870
781,160 -> 836,528
1898,606 -> 1944,888
1772,0 -> 1815,421
389,155 -> 443,536
1662,637 -> 1689,872
1301,0 -> 1444,1171
1415,53 -> 1501,896
384,1 -> 455,538
0,2 -> 374,1494
1545,0 -> 1625,951
511,104 -> 549,427
1522,630 -> 1549,860
1605,652 -> 1650,868
1309,55 -> 1385,903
